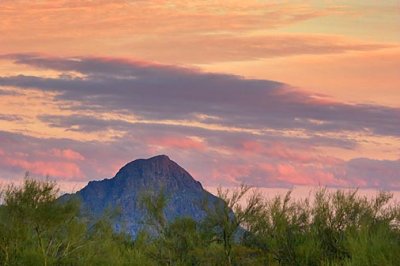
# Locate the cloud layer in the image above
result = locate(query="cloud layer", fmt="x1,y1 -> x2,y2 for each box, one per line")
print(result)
1,54 -> 400,137
0,54 -> 400,190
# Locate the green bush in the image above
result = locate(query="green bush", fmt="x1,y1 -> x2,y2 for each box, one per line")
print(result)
0,178 -> 399,265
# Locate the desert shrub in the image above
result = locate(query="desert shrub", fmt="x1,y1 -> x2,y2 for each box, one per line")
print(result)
1,177 -> 399,265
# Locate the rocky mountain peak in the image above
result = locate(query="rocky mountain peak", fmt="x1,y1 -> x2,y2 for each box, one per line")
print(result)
116,154 -> 181,177
69,155 -> 219,236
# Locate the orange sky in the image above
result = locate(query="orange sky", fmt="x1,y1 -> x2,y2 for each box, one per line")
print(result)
0,0 -> 399,191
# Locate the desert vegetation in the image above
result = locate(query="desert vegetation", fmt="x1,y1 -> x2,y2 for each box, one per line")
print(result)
0,178 -> 399,265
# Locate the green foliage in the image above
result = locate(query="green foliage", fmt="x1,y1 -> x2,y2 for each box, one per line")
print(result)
0,177 -> 86,266
201,185 -> 264,265
0,176 -> 154,266
139,189 -> 169,235
243,189 -> 400,266
1,177 -> 399,265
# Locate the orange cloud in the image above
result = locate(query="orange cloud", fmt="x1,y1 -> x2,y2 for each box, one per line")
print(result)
122,34 -> 395,64
0,1 -> 350,58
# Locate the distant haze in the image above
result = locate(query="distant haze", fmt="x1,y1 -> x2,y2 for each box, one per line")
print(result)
206,186 -> 400,205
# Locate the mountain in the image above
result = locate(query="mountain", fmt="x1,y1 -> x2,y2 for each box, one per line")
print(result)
65,155 -> 222,236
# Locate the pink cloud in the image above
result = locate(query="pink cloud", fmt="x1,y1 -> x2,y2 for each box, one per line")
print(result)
0,147 -> 84,180
50,148 -> 85,161
244,141 -> 316,163
198,151 -> 354,188
1,129 -> 399,190
246,162 -> 350,187
147,136 -> 206,151
3,157 -> 83,180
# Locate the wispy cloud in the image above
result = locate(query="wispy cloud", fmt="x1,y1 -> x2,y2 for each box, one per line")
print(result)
122,34 -> 396,63
4,0 -> 382,64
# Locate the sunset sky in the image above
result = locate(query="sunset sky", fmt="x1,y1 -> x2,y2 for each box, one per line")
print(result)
0,0 -> 399,191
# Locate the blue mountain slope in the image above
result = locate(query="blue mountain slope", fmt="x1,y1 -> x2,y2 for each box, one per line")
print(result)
66,155 -> 222,236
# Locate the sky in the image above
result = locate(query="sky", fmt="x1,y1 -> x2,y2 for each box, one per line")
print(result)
0,0 -> 399,192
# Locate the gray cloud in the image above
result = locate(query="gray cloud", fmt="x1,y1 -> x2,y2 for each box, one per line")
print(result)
39,114 -> 133,133
345,158 -> 400,189
37,113 -> 357,150
1,54 -> 399,138
0,114 -> 21,121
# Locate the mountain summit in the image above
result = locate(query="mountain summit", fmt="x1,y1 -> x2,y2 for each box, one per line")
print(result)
71,155 -> 221,236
